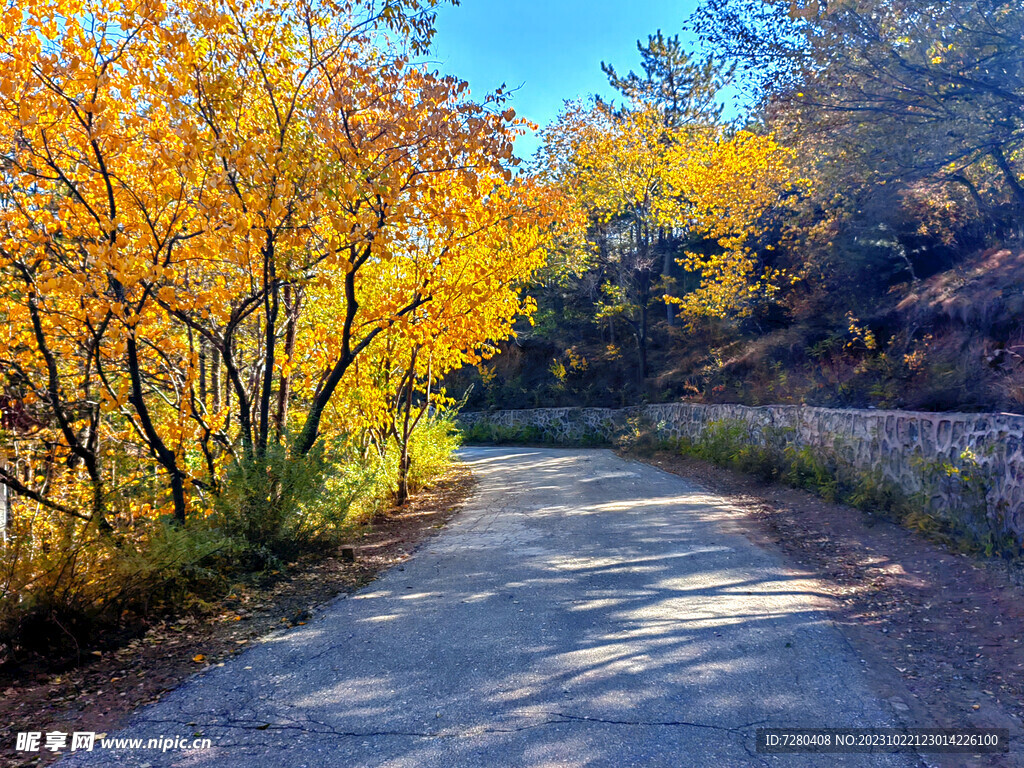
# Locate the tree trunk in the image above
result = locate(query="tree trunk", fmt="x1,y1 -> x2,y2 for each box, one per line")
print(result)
993,146 -> 1024,214
661,230 -> 675,325
296,243 -> 428,457
0,476 -> 9,540
396,449 -> 411,507
395,348 -> 417,506
199,337 -> 207,406
636,273 -> 650,386
637,316 -> 648,387
274,284 -> 300,439
126,332 -> 187,524
257,259 -> 278,458
211,346 -> 221,413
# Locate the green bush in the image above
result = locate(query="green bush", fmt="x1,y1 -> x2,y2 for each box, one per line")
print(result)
783,444 -> 839,501
212,444 -> 332,567
678,420 -> 782,482
406,416 -> 462,493
213,417 -> 462,567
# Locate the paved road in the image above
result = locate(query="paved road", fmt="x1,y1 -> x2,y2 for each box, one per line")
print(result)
64,448 -> 924,767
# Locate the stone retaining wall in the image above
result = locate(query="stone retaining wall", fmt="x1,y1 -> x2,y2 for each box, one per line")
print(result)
458,404 -> 1024,542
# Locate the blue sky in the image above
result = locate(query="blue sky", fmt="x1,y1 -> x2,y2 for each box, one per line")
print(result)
428,0 -> 703,159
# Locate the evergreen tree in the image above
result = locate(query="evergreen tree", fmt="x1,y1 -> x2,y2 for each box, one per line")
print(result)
600,31 -> 734,128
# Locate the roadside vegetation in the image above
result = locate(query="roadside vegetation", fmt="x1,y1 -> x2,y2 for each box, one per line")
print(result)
0,0 -> 569,666
635,419 -> 1021,560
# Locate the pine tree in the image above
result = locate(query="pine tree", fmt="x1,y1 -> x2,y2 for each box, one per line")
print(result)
600,31 -> 734,129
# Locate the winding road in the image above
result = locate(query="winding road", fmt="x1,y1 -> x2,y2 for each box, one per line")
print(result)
64,447 -> 925,767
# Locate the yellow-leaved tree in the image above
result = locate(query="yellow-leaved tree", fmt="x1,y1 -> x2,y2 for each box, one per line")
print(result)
0,0 -> 564,637
656,127 -> 803,318
538,97 -> 801,382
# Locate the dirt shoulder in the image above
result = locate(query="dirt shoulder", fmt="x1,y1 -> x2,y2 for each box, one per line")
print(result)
0,465 -> 475,768
629,450 -> 1024,767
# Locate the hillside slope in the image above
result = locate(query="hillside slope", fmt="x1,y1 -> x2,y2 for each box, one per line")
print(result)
449,246 -> 1024,414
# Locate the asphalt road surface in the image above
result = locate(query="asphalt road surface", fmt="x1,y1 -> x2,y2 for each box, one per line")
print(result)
64,447 -> 926,767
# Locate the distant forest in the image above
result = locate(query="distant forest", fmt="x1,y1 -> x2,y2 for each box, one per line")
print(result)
450,0 -> 1024,414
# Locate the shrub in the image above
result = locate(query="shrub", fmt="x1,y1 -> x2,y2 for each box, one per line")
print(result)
407,417 -> 462,492
0,512 -> 225,664
1,420 -> 460,664
212,444 -> 337,567
783,444 -> 839,501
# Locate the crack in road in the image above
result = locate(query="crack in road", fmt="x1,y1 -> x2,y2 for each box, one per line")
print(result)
543,711 -> 769,734
135,711 -> 769,742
